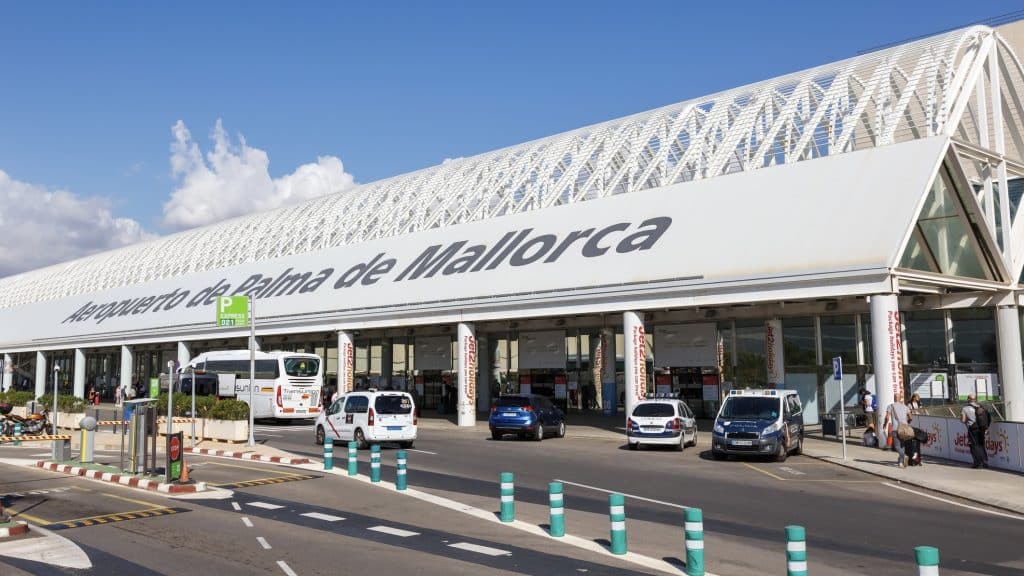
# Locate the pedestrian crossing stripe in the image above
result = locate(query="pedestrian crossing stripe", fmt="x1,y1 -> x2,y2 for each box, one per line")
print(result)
211,474 -> 320,489
50,507 -> 186,530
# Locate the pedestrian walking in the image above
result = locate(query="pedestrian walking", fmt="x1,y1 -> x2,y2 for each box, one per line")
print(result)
907,393 -> 921,414
859,387 -> 875,426
960,394 -> 989,469
884,398 -> 913,468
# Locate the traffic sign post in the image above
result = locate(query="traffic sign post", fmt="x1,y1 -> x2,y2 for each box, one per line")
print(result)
833,357 -> 847,460
215,296 -> 256,447
167,431 -> 183,483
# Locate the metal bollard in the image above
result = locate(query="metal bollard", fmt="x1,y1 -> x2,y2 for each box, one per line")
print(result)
396,450 -> 407,491
684,507 -> 705,576
370,444 -> 381,483
13,422 -> 21,446
499,472 -> 515,522
347,441 -> 358,476
609,493 -> 627,555
323,435 -> 334,470
915,546 -> 940,576
785,525 -> 807,576
548,482 -> 564,537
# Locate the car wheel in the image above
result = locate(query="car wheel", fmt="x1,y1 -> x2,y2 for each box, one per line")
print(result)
557,421 -> 566,438
355,428 -> 368,450
689,430 -> 698,448
534,424 -> 544,441
315,426 -> 325,446
400,440 -> 414,449
712,449 -> 727,461
775,442 -> 789,462
628,442 -> 638,451
492,430 -> 502,440
793,434 -> 803,456
675,436 -> 685,452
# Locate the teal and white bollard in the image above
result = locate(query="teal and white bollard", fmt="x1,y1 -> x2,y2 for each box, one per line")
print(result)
609,493 -> 627,555
13,422 -> 21,446
370,444 -> 381,483
323,435 -> 334,470
914,546 -> 940,576
347,441 -> 358,476
396,450 -> 407,491
499,472 -> 515,522
785,525 -> 807,576
548,482 -> 564,537
684,507 -> 705,576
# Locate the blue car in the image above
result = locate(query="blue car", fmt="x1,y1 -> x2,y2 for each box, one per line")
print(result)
489,394 -> 567,441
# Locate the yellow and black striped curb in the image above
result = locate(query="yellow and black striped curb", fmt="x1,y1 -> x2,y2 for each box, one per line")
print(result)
211,473 -> 320,489
49,507 -> 188,530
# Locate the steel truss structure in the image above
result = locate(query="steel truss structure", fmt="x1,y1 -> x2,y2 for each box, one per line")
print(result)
3,25 -> 1024,309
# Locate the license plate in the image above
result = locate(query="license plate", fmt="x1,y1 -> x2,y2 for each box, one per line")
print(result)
642,426 -> 661,431
296,409 -> 306,414
503,412 -> 517,417
731,440 -> 753,446
387,426 -> 403,431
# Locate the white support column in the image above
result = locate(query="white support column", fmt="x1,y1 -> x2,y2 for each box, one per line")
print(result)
457,322 -> 477,427
623,311 -> 646,422
120,346 -> 133,394
766,319 -> 785,387
73,348 -> 86,398
997,305 -> 1024,421
2,353 -> 11,392
338,331 -> 354,394
177,341 -> 191,371
477,336 -> 491,412
381,338 -> 393,389
870,294 -> 904,445
600,327 -> 616,414
35,351 -> 47,400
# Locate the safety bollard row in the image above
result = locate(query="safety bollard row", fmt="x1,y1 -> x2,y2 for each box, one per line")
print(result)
685,507 -> 704,576
370,444 -> 381,483
323,436 -> 333,471
785,525 -> 807,576
548,482 -> 564,537
609,493 -> 627,555
500,472 -> 515,522
347,441 -> 358,476
396,450 -> 407,491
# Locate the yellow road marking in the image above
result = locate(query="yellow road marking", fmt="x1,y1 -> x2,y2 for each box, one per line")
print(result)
206,460 -> 304,475
98,491 -> 165,508
55,507 -> 172,526
6,509 -> 53,525
742,462 -> 787,480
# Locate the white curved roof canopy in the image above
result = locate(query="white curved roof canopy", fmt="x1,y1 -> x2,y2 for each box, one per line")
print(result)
3,25 -> 1023,309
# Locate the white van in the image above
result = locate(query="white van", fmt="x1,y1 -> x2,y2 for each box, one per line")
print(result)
315,389 -> 417,449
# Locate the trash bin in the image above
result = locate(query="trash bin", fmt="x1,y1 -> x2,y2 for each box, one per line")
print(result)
822,414 -> 837,436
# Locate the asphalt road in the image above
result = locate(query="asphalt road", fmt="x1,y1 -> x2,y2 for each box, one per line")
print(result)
259,417 -> 1024,576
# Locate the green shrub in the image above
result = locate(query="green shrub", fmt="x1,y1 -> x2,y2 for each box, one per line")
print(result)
37,394 -> 87,413
154,393 -> 220,417
0,391 -> 35,406
209,399 -> 250,421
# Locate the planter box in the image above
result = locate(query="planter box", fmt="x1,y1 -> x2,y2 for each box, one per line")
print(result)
202,419 -> 248,442
53,412 -> 84,430
155,420 -> 196,437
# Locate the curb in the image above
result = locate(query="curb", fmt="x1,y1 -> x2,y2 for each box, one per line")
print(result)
0,521 -> 29,538
185,447 -> 310,465
34,461 -> 207,494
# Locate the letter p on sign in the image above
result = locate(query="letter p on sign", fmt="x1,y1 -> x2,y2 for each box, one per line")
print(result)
216,296 -> 248,327
219,296 -> 233,314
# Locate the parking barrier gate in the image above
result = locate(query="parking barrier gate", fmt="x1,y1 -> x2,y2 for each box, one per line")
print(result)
915,546 -> 939,576
549,482 -> 564,537
370,444 -> 381,483
323,436 -> 333,471
685,507 -> 704,575
500,472 -> 514,522
347,441 -> 358,476
785,525 -> 807,576
396,450 -> 407,491
609,493 -> 627,555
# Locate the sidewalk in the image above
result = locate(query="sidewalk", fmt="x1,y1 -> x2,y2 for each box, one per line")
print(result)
802,433 -> 1024,515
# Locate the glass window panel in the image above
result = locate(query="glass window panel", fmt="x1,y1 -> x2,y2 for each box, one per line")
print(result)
905,310 -> 946,365
951,308 -> 996,364
735,320 -> 766,387
898,232 -> 935,271
916,171 -> 986,279
821,315 -> 857,365
783,317 -> 816,367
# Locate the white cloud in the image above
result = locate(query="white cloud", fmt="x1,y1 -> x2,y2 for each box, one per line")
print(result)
163,119 -> 356,230
0,171 -> 155,277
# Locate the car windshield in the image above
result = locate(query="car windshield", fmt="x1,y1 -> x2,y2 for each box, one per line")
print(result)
495,396 -> 530,407
720,397 -> 780,420
284,357 -> 319,377
375,395 -> 413,414
633,403 -> 675,417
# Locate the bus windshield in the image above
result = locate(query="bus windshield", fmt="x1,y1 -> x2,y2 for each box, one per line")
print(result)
284,357 -> 319,377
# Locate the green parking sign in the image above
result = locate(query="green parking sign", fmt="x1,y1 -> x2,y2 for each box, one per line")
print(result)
216,296 -> 249,327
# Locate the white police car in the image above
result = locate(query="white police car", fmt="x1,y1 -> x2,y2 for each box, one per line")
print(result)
626,393 -> 698,451
711,388 -> 803,461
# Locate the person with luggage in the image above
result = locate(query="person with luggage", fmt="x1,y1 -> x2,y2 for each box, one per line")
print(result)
960,394 -> 990,469
884,398 -> 913,468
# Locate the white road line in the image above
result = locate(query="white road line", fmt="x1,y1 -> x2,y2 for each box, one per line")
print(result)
248,502 -> 284,510
300,512 -> 345,522
448,542 -> 511,556
241,517 -> 253,528
368,525 -> 420,537
779,466 -> 806,476
882,482 -> 1024,521
406,448 -> 437,455
257,537 -> 271,550
554,479 -> 688,510
277,560 -> 298,576
231,502 -> 241,511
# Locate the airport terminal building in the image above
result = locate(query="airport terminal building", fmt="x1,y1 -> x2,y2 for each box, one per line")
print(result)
3,23 -> 1024,430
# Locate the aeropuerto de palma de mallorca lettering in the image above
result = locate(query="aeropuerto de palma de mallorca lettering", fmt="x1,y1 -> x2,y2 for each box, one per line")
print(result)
3,19 -> 1024,439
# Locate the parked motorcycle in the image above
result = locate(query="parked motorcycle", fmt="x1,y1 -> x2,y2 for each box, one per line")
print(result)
0,403 -> 52,436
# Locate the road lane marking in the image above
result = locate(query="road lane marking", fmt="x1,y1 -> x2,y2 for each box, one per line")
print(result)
778,466 -> 806,476
247,502 -> 284,510
742,463 -> 787,481
406,449 -> 437,455
882,482 -> 1024,521
241,517 -> 253,528
257,536 -> 271,550
98,492 -> 166,508
368,525 -> 420,537
277,560 -> 298,576
5,509 -> 53,525
213,474 -> 319,489
301,512 -> 344,522
742,463 -> 876,483
448,542 -> 511,556
553,479 -> 688,509
232,502 -> 241,511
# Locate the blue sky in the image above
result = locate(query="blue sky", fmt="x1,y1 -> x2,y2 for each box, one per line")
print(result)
0,1 -> 1021,275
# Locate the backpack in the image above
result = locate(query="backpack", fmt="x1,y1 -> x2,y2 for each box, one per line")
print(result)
975,404 -> 991,429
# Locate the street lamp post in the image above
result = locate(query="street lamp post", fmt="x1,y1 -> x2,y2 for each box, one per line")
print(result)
52,365 -> 60,433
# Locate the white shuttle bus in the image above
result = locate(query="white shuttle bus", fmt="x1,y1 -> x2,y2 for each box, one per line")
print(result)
183,350 -> 323,420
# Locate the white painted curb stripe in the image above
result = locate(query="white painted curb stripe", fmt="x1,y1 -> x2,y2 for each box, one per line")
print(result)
241,517 -> 253,528
257,536 -> 271,550
368,525 -> 419,537
787,541 -> 806,552
685,540 -> 705,550
277,560 -> 298,576
448,542 -> 511,556
610,520 -> 625,530
685,521 -> 703,532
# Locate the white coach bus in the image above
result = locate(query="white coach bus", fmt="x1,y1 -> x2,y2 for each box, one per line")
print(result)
182,350 -> 323,420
